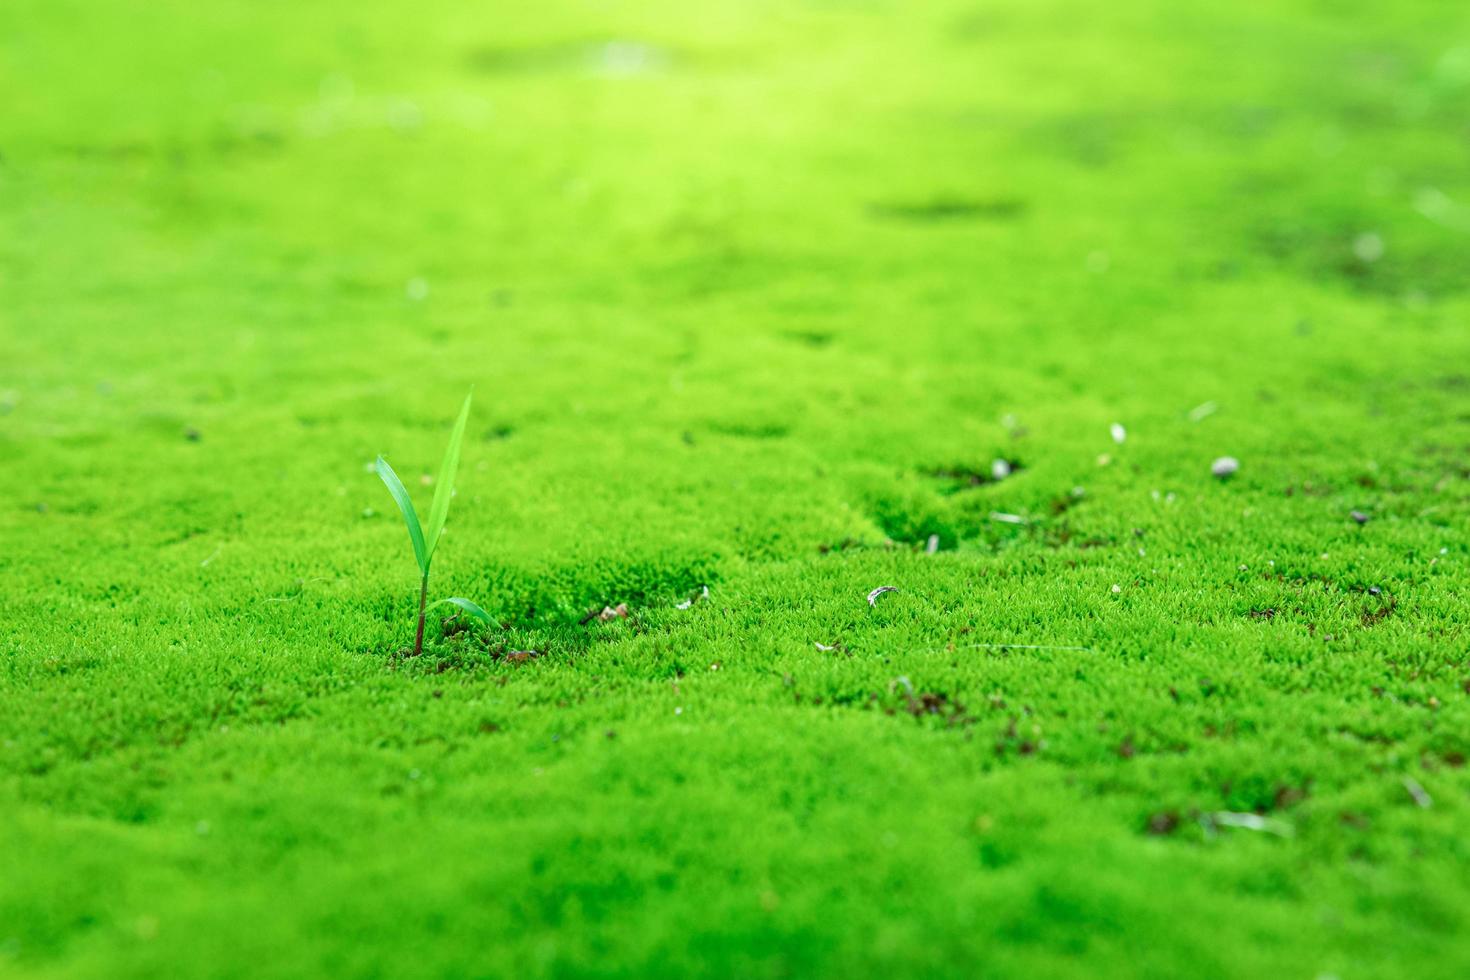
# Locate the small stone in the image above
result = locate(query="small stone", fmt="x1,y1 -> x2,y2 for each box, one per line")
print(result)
1211,456 -> 1239,478
991,458 -> 1012,481
1350,510 -> 1370,525
1110,423 -> 1127,444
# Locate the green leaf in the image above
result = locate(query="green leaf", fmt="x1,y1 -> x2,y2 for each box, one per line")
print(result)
423,390 -> 473,568
375,456 -> 428,575
430,596 -> 493,624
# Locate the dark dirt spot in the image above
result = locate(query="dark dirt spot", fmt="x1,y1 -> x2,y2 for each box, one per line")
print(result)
1146,811 -> 1181,836
1048,488 -> 1086,516
706,420 -> 790,439
483,424 -> 515,441
782,329 -> 834,348
868,196 -> 1027,223
478,720 -> 501,734
1283,482 -> 1334,497
1272,784 -> 1310,810
1361,598 -> 1397,628
1118,735 -> 1136,759
184,427 -> 201,442
902,690 -> 971,725
993,713 -> 1041,756
1248,607 -> 1277,621
1253,221 -> 1470,299
926,459 -> 1024,492
1042,523 -> 1110,550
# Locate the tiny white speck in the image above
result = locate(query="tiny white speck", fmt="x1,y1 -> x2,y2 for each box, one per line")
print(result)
1353,232 -> 1384,263
1189,401 -> 1218,422
1110,584 -> 1122,594
991,458 -> 1012,481
1110,423 -> 1126,444
1211,456 -> 1239,478
674,706 -> 683,715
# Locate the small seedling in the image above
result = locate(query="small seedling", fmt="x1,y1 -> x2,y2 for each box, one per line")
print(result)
376,391 -> 491,656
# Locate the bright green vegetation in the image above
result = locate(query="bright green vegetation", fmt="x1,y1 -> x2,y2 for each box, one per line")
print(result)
3,0 -> 1470,976
376,391 -> 492,655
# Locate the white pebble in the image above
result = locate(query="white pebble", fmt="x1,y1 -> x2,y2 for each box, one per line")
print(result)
1110,423 -> 1126,444
1211,456 -> 1239,478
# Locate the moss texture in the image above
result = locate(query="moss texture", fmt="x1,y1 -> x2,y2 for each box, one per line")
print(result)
3,0 -> 1469,976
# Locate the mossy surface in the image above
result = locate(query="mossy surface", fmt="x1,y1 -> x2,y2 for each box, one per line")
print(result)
3,1 -> 1470,976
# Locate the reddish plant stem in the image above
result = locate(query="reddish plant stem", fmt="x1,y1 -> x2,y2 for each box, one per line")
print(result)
413,574 -> 429,657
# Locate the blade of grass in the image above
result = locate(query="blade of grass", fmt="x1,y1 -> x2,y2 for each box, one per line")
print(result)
376,456 -> 428,575
430,596 -> 493,624
423,391 -> 472,568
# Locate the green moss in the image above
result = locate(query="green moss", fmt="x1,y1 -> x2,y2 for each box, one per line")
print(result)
3,0 -> 1470,976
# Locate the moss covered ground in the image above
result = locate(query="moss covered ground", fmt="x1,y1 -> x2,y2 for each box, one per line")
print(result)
3,0 -> 1470,976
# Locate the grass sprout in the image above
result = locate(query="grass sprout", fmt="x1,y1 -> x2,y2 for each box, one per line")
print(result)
375,391 -> 491,655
